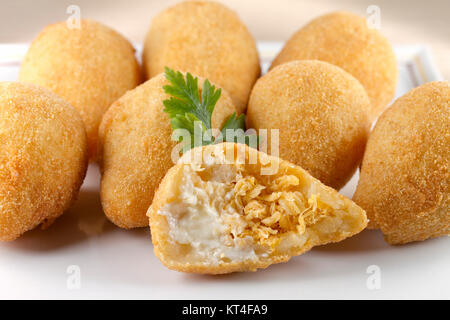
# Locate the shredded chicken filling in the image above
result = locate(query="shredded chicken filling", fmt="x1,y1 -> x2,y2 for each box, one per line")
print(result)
230,172 -> 333,249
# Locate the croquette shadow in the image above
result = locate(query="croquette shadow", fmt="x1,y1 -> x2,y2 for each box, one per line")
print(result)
180,250 -> 368,285
313,229 -> 388,253
123,226 -> 151,239
181,256 -> 312,284
7,189 -> 115,251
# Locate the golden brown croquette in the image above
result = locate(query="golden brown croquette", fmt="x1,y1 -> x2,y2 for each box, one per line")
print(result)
270,11 -> 398,121
19,19 -> 141,160
142,1 -> 260,113
148,142 -> 368,274
353,81 -> 449,244
246,60 -> 371,190
0,82 -> 88,241
98,73 -> 237,229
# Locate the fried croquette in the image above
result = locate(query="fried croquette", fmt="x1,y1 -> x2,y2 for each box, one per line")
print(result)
246,60 -> 371,190
19,19 -> 141,160
0,82 -> 88,241
148,142 -> 368,274
353,81 -> 449,244
142,1 -> 260,113
270,11 -> 398,121
98,73 -> 237,229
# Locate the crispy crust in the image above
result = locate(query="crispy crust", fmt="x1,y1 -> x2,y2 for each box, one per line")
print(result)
270,11 -> 397,121
353,82 -> 450,244
19,19 -> 142,160
149,143 -> 367,274
246,60 -> 371,190
0,82 -> 88,241
142,0 -> 260,113
98,73 -> 237,229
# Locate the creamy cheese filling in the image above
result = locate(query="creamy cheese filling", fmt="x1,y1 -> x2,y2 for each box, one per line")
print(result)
158,164 -> 262,264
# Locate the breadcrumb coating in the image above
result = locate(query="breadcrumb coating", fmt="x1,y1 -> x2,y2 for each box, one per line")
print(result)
0,82 -> 88,241
353,81 -> 449,244
19,19 -> 141,160
271,11 -> 398,121
142,0 -> 260,113
149,143 -> 367,274
98,73 -> 236,229
247,60 -> 371,190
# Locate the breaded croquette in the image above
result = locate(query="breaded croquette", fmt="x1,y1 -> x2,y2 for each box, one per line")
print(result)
19,19 -> 141,160
143,1 -> 260,113
353,81 -> 449,244
0,82 -> 88,241
271,11 -> 398,121
98,73 -> 236,229
247,60 -> 371,190
148,142 -> 368,274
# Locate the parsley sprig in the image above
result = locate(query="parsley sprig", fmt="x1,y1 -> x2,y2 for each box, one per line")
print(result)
162,67 -> 258,153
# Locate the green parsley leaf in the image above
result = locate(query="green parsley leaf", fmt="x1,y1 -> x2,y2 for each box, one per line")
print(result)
220,112 -> 260,147
162,67 -> 258,153
221,112 -> 246,131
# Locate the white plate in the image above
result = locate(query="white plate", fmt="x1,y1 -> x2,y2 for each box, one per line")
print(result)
0,42 -> 448,299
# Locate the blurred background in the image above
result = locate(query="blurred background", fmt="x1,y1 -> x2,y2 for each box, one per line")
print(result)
0,0 -> 449,78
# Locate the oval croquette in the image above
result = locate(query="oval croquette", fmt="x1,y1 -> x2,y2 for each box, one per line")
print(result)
0,82 -> 88,241
246,60 -> 371,190
270,11 -> 397,121
149,143 -> 367,274
19,19 -> 141,160
142,1 -> 260,113
98,73 -> 237,229
353,81 -> 449,244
